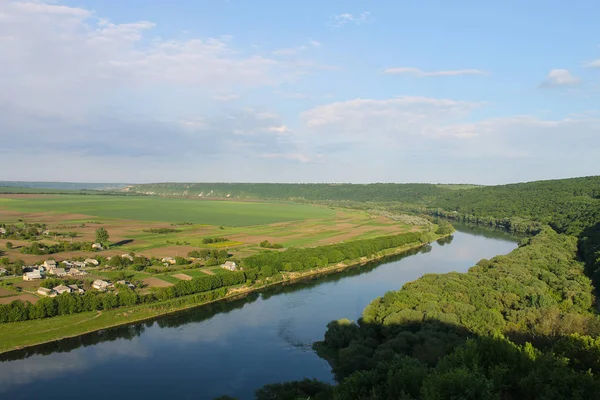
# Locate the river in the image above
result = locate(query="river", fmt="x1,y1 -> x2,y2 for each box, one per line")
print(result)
0,228 -> 518,399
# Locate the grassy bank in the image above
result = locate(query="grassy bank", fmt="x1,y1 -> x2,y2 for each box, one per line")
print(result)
0,234 -> 445,355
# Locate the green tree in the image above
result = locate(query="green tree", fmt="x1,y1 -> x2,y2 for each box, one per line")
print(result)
6,242 -> 13,249
95,228 -> 110,246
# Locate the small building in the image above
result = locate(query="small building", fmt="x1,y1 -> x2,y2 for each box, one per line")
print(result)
68,284 -> 86,294
85,258 -> 99,266
23,271 -> 43,281
43,260 -> 57,270
0,268 -> 7,275
221,261 -> 238,271
121,254 -> 134,262
49,268 -> 67,277
73,261 -> 86,268
0,227 -> 6,235
53,285 -> 72,295
92,243 -> 103,250
161,257 -> 176,265
69,268 -> 88,277
62,260 -> 74,268
37,287 -> 55,297
92,280 -> 111,291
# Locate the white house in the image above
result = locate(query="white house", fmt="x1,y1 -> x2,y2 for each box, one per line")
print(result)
85,258 -> 99,266
116,280 -> 136,289
92,243 -> 103,250
69,268 -> 88,277
68,284 -> 86,294
48,268 -> 67,277
0,268 -> 8,275
23,271 -> 43,281
0,227 -> 6,235
161,257 -> 176,265
37,287 -> 55,297
221,261 -> 238,271
43,260 -> 57,270
121,254 -> 134,261
92,280 -> 111,291
62,261 -> 74,268
53,285 -> 73,295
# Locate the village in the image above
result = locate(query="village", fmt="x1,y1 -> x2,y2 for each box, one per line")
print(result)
1,252 -> 239,301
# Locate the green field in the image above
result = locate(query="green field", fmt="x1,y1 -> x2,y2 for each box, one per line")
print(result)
0,195 -> 334,226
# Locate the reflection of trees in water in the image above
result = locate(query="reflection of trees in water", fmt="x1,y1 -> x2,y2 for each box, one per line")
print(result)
436,235 -> 454,246
451,222 -> 523,241
0,244 -> 433,361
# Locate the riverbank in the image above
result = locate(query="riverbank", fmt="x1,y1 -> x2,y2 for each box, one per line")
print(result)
0,234 -> 447,355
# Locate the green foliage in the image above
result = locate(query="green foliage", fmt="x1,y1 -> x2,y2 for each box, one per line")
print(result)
19,241 -> 92,255
259,240 -> 284,249
255,379 -> 333,400
202,237 -> 229,244
95,227 -> 109,245
143,228 -> 181,234
6,242 -> 13,249
244,231 -> 425,276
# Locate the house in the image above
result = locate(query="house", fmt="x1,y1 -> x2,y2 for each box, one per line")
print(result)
43,260 -> 57,270
85,258 -> 99,266
116,280 -> 136,289
68,284 -> 86,294
49,268 -> 67,277
53,285 -> 73,295
23,271 -> 43,281
221,261 -> 238,271
37,287 -> 55,297
0,268 -> 7,275
161,257 -> 176,265
92,280 -> 112,291
62,260 -> 75,268
73,261 -> 86,268
69,268 -> 88,277
121,254 -> 134,262
92,243 -> 103,250
0,227 -> 6,235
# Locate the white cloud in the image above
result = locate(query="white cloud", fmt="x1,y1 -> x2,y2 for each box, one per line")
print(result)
260,152 -> 317,163
539,69 -> 580,88
381,67 -> 488,77
330,12 -> 372,28
213,94 -> 239,102
309,40 -> 322,47
273,45 -> 308,55
584,60 -> 600,68
266,125 -> 289,133
299,96 -> 600,163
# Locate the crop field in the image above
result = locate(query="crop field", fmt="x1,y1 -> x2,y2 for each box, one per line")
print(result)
0,193 -> 428,284
0,195 -> 334,226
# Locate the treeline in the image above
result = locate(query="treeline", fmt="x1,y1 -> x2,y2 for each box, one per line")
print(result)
0,271 -> 249,323
252,228 -> 600,399
202,237 -> 229,244
20,241 -> 92,255
259,240 -> 283,249
143,228 -> 181,234
243,231 -> 431,274
0,223 -> 46,240
126,182 -> 465,202
0,286 -> 144,323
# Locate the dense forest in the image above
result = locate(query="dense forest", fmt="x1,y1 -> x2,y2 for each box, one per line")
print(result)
204,176 -> 600,399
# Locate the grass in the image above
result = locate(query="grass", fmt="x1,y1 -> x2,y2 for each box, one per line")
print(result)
0,195 -> 334,226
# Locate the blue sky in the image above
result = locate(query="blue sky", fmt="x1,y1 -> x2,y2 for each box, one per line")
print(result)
1,0 -> 599,184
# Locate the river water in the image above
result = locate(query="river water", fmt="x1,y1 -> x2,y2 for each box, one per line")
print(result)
0,228 -> 518,400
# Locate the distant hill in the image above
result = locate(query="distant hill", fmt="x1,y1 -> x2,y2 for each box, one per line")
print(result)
123,182 -> 480,203
0,181 -> 129,191
126,176 -> 600,234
